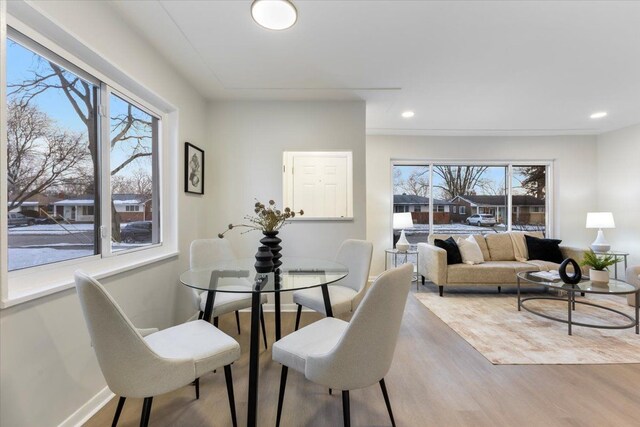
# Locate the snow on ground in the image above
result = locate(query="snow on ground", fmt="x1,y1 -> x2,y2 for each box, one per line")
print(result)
8,248 -> 94,271
8,223 -> 94,235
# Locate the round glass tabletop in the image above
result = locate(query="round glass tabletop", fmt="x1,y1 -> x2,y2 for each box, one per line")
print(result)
517,271 -> 638,295
180,257 -> 349,293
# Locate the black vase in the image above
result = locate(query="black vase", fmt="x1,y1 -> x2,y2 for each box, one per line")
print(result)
254,245 -> 274,274
260,230 -> 282,273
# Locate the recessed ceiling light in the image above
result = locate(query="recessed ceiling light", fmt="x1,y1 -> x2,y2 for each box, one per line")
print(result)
401,111 -> 415,118
590,111 -> 608,119
251,0 -> 297,31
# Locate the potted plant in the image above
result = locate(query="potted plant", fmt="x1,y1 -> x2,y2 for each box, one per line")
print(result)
580,250 -> 617,284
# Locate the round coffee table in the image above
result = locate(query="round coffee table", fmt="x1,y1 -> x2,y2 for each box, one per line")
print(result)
516,271 -> 639,335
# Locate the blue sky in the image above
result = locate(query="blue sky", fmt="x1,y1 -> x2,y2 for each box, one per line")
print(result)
7,39 -> 152,179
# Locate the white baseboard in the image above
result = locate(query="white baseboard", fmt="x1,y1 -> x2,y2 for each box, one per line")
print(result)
58,386 -> 114,427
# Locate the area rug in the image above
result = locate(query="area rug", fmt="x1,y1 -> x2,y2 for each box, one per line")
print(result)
414,291 -> 640,365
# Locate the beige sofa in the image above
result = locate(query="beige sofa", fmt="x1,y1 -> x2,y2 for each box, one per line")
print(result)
417,232 -> 587,296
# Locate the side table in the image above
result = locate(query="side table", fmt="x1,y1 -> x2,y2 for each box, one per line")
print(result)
604,251 -> 629,281
385,248 -> 419,290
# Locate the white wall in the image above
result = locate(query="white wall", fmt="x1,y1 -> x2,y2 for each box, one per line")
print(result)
0,2 -> 209,426
596,123 -> 640,268
207,100 -> 366,291
366,135 -> 598,275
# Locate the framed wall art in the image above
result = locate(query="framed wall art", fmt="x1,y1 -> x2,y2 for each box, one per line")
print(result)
184,142 -> 205,194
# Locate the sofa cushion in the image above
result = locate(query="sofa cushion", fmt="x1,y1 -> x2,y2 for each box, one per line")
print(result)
456,235 -> 484,265
429,234 -> 490,261
434,237 -> 462,265
447,261 -> 541,284
524,260 -> 560,272
472,235 -> 491,261
525,235 -> 564,263
485,233 -> 516,261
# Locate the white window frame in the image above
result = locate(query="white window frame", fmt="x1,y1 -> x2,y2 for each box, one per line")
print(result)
1,11 -> 178,308
390,160 -> 553,239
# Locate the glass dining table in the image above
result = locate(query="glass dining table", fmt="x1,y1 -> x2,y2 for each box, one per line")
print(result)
180,257 -> 349,427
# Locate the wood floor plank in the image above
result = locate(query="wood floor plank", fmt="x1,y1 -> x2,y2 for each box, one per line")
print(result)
84,285 -> 640,426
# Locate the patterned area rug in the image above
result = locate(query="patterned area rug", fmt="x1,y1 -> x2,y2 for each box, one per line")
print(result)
414,290 -> 640,364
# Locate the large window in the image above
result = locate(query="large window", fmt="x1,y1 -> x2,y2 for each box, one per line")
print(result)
5,29 -> 160,271
392,163 -> 550,247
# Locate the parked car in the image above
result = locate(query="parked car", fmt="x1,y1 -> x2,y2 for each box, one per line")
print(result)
465,214 -> 497,227
8,212 -> 36,227
36,215 -> 66,225
120,221 -> 152,243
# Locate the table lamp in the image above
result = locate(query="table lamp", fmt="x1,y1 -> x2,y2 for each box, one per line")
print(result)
393,212 -> 413,252
586,212 -> 615,253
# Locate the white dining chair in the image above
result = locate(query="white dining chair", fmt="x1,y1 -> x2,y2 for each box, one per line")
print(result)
292,239 -> 373,330
190,239 -> 268,348
74,271 -> 241,427
273,263 -> 413,427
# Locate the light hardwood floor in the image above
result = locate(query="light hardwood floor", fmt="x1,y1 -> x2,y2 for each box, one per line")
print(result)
85,285 -> 640,427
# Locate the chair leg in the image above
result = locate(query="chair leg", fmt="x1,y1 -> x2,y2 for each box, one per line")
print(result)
195,377 -> 200,400
139,397 -> 153,427
276,366 -> 289,427
260,306 -> 268,349
342,390 -> 351,427
439,286 -> 444,297
421,275 -> 425,286
198,311 -> 204,320
379,379 -> 396,427
235,311 -> 241,334
294,304 -> 302,331
112,396 -> 126,427
498,286 -> 502,293
213,317 -> 219,327
224,365 -> 238,427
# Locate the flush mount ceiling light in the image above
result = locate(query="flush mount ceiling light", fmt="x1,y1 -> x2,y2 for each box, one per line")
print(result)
251,0 -> 298,31
401,111 -> 415,118
590,111 -> 608,119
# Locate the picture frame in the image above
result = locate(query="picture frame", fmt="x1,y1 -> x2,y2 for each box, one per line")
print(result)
184,142 -> 205,195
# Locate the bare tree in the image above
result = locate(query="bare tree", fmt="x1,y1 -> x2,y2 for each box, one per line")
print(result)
433,166 -> 488,200
8,54 -> 152,241
394,166 -> 430,197
7,101 -> 89,210
111,168 -> 153,200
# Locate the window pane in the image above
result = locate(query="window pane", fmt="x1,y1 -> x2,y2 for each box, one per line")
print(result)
392,165 -> 429,248
6,38 -> 98,271
110,93 -> 159,251
512,166 -> 547,236
433,165 -> 507,235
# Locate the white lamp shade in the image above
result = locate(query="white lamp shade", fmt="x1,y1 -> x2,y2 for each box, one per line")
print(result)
586,212 -> 615,229
393,212 -> 413,229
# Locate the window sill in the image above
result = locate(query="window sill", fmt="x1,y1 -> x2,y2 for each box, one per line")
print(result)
1,248 -> 178,309
289,217 -> 354,222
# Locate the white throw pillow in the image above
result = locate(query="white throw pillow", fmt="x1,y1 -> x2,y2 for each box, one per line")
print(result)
456,235 -> 485,265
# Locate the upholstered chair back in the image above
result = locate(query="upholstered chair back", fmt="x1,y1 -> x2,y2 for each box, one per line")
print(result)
333,239 -> 373,293
190,238 -> 237,269
305,263 -> 412,390
74,271 -> 193,398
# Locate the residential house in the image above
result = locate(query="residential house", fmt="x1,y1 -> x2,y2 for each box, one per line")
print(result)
393,194 -> 455,224
450,194 -> 545,225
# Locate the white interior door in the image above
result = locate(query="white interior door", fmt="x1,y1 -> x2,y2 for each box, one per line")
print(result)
292,155 -> 348,217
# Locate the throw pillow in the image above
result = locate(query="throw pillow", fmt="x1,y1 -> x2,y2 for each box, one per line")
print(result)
525,235 -> 564,264
456,235 -> 484,265
434,237 -> 463,265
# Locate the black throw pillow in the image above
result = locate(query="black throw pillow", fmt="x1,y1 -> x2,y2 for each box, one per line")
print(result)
525,235 -> 564,264
434,237 -> 463,265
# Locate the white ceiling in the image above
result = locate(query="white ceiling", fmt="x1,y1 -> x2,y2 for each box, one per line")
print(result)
111,1 -> 640,135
